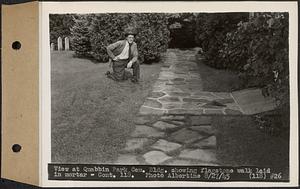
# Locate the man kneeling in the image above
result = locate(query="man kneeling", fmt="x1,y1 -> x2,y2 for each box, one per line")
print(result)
106,27 -> 140,83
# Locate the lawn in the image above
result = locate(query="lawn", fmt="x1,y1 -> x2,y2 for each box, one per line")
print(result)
213,116 -> 289,179
195,53 -> 289,178
51,51 -> 161,163
195,55 -> 243,92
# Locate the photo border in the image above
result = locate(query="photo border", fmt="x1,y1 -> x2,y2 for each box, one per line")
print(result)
40,1 -> 298,187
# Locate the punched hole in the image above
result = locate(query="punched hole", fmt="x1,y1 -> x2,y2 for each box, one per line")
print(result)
12,144 -> 22,152
12,41 -> 21,50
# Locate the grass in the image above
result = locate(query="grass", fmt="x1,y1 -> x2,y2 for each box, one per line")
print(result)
213,116 -> 289,179
195,55 -> 243,92
51,51 -> 161,163
194,53 -> 289,178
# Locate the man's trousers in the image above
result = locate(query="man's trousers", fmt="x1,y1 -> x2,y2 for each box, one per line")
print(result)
110,59 -> 140,81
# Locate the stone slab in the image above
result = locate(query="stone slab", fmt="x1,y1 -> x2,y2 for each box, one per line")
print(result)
152,121 -> 178,130
115,154 -> 140,164
151,139 -> 182,153
224,109 -> 243,115
169,120 -> 185,126
192,136 -> 216,148
231,88 -> 276,115
204,109 -> 225,115
192,92 -> 217,99
172,78 -> 185,81
160,115 -> 185,120
225,103 -> 242,111
179,149 -> 217,162
190,126 -> 214,135
149,91 -> 166,98
162,86 -> 183,93
139,106 -> 166,115
134,116 -> 151,125
183,98 -> 210,103
182,103 -> 203,109
159,96 -> 181,103
168,92 -> 191,97
212,92 -> 232,99
143,151 -> 172,165
166,159 -> 195,165
166,81 -> 186,85
215,98 -> 235,104
202,104 -> 225,109
162,103 -> 182,109
144,99 -> 162,108
168,109 -> 204,115
170,128 -> 204,144
124,138 -> 149,152
131,125 -> 164,138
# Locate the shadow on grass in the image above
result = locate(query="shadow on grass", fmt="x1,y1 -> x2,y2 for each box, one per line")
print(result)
212,115 -> 289,179
195,55 -> 243,92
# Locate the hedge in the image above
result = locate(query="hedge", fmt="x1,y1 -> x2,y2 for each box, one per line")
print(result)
70,15 -> 92,57
195,12 -> 289,110
50,14 -> 74,50
195,13 -> 249,69
222,13 -> 289,109
71,13 -> 170,63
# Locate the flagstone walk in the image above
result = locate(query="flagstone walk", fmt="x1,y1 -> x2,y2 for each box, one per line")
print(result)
115,114 -> 218,165
139,49 -> 243,116
113,48 -> 276,165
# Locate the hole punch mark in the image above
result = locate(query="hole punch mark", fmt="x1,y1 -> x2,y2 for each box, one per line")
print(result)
12,41 -> 21,50
12,144 -> 22,152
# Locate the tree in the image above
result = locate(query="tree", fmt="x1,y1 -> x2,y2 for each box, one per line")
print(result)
168,13 -> 197,48
76,13 -> 170,63
49,14 -> 74,49
70,15 -> 92,57
195,13 -> 249,68
229,13 -> 289,110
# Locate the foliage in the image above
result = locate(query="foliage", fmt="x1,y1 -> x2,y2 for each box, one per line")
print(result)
222,13 -> 289,109
70,15 -> 92,57
168,13 -> 197,48
72,13 -> 170,63
88,14 -> 130,62
195,12 -> 289,110
49,14 -> 74,50
195,13 -> 249,68
133,13 -> 170,63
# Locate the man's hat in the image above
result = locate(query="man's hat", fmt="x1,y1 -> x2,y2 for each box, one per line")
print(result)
124,26 -> 137,36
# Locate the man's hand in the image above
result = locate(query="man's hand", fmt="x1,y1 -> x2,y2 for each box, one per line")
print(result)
113,57 -> 120,61
127,61 -> 133,68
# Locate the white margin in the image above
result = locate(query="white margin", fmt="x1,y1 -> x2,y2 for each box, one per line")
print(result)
39,1 -> 299,187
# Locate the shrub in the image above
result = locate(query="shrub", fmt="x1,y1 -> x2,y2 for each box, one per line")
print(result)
49,14 -> 74,50
196,12 -> 289,112
195,13 -> 249,69
231,13 -> 289,109
88,14 -> 131,62
70,15 -> 92,57
133,13 -> 170,63
72,13 -> 170,63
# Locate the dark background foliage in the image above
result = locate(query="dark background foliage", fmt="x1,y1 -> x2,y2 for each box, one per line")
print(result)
195,13 -> 249,69
70,13 -> 170,63
219,13 -> 289,110
168,13 -> 197,48
49,14 -> 74,50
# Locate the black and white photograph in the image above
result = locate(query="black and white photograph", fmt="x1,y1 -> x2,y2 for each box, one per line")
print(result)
43,2 -> 297,185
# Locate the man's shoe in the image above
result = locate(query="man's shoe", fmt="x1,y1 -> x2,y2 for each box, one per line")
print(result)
131,78 -> 138,83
